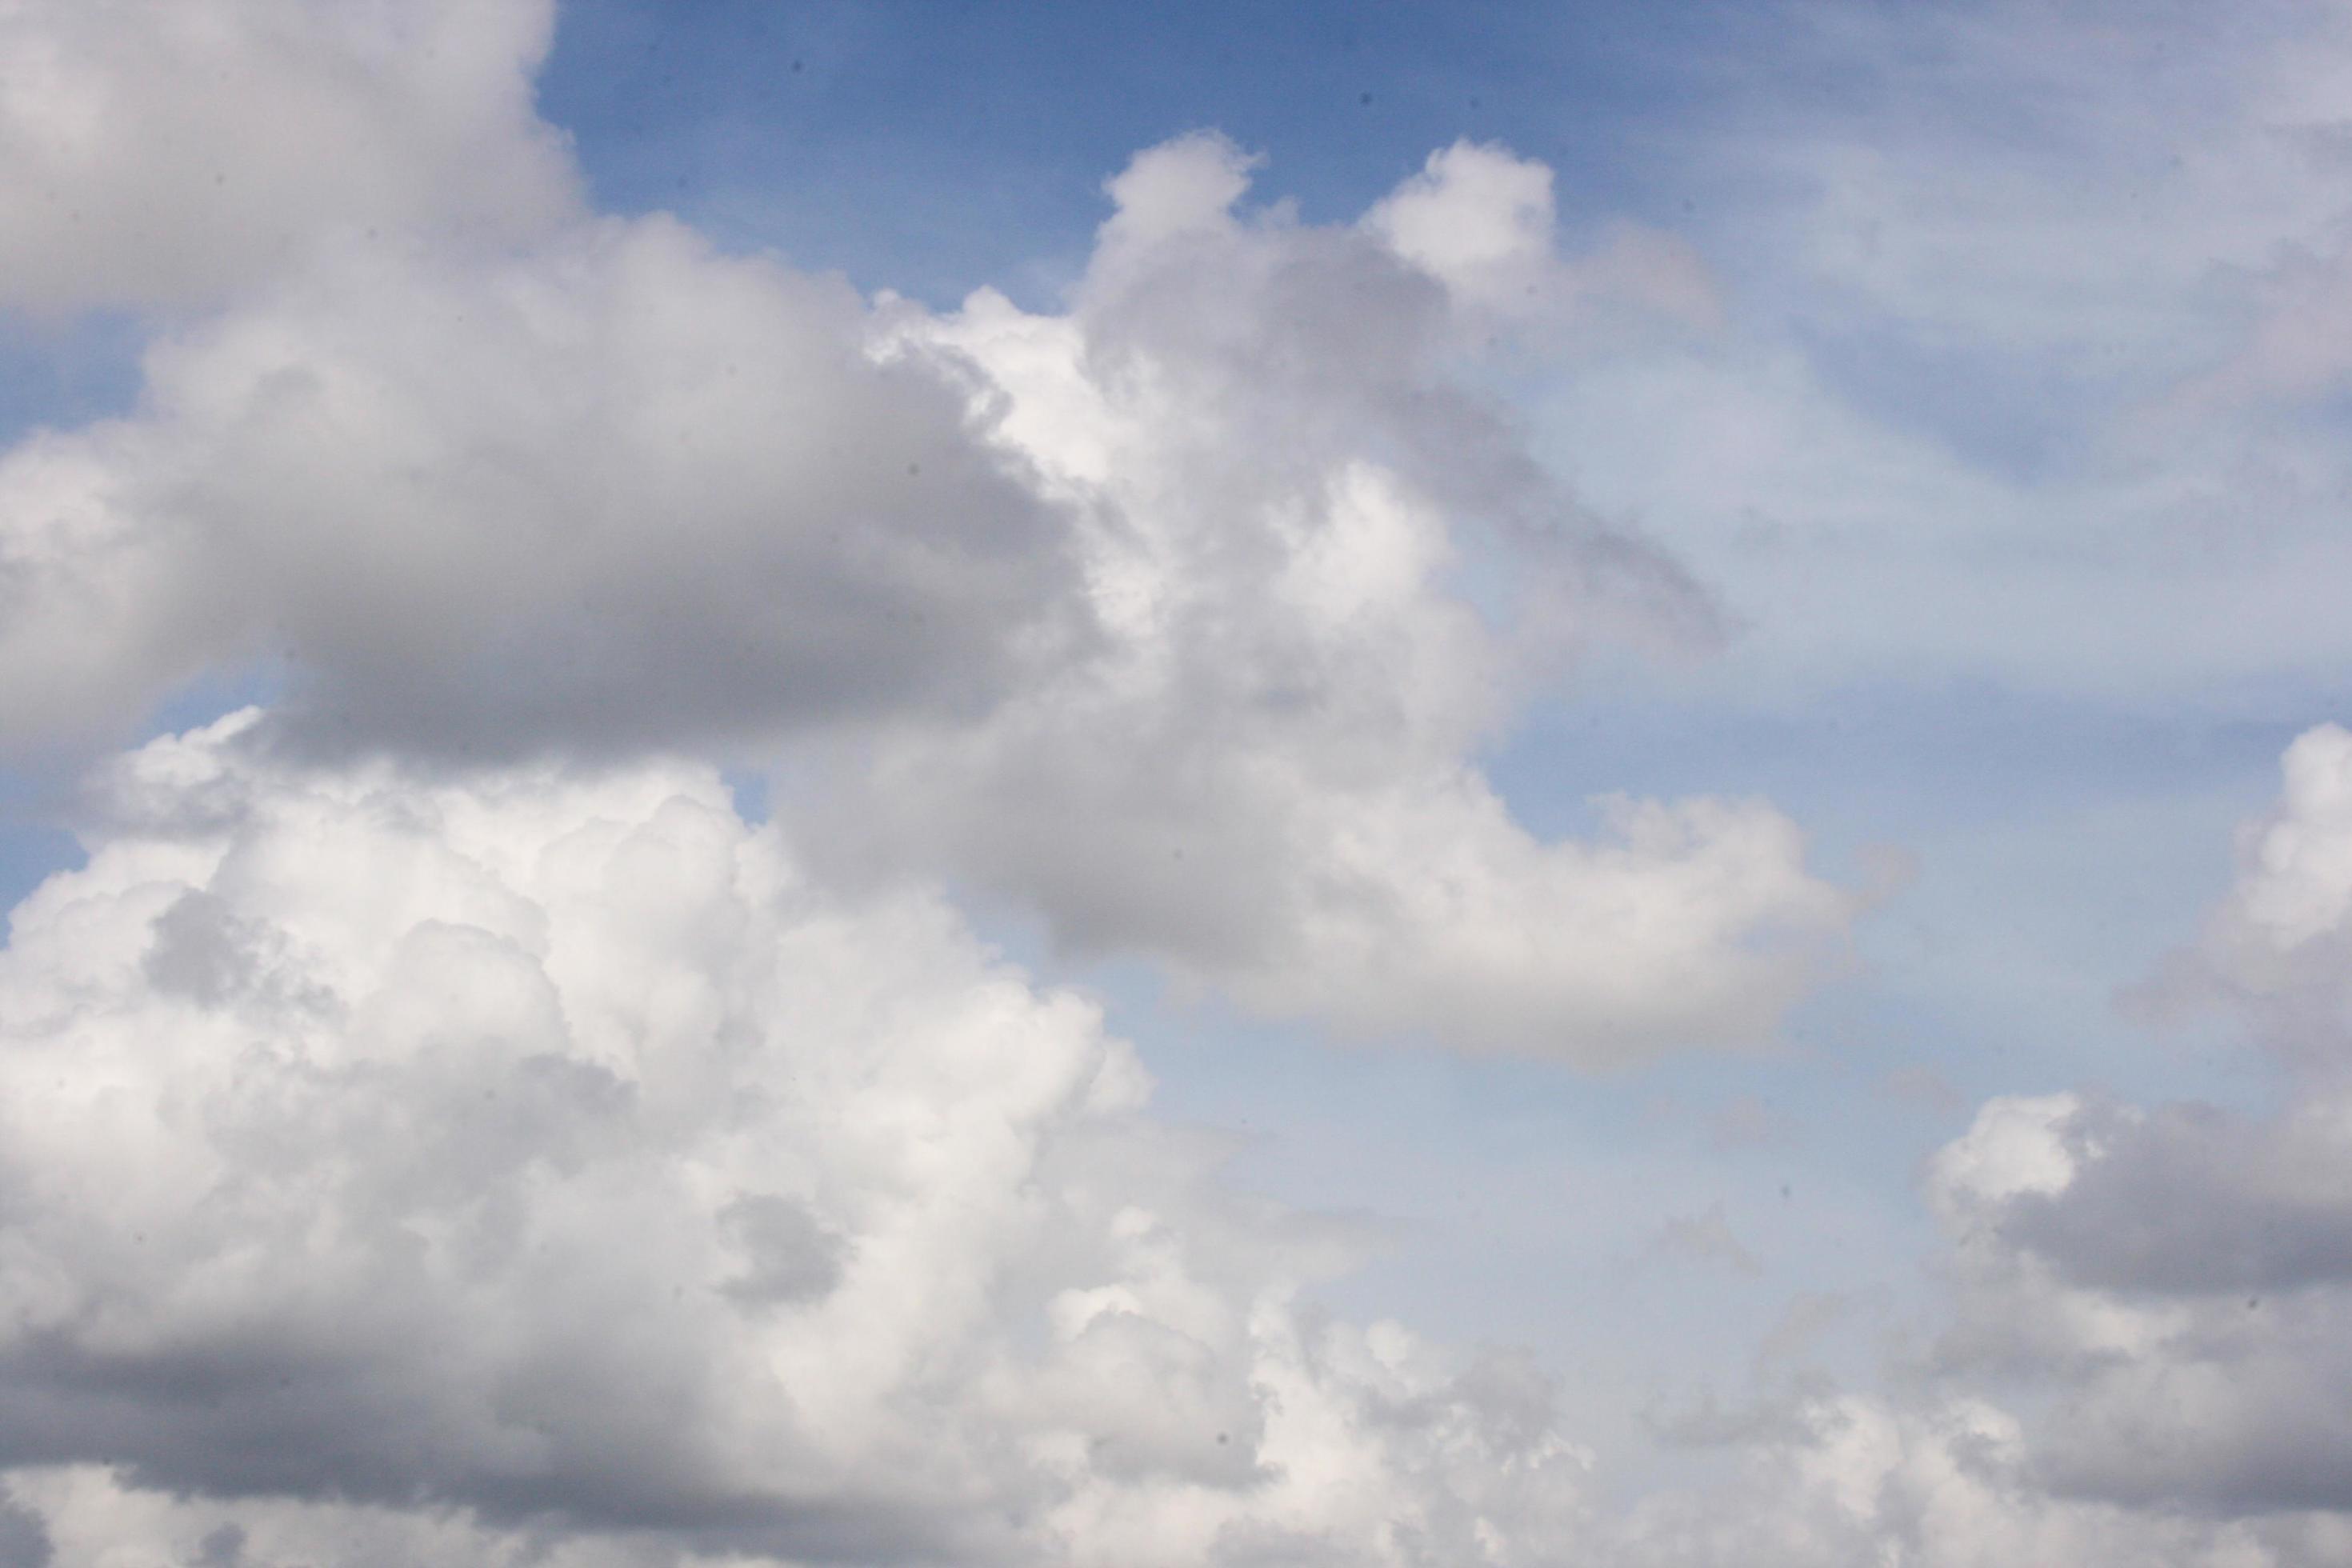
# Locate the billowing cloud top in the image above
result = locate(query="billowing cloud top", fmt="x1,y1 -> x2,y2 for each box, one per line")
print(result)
0,712 -> 1590,1565
0,60 -> 1857,1062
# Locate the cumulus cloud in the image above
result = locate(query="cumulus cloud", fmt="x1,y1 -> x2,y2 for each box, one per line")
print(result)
1861,730 -> 2352,1528
0,112 -> 1850,1058
820,134 -> 1853,1060
3,1 -> 2130,1557
0,0 -> 579,313
1364,142 -> 1719,332
0,714 -> 1594,1565
0,215 -> 1082,756
1572,1088 -> 2352,1564
1910,1086 -> 2352,1522
2139,722 -> 2352,1065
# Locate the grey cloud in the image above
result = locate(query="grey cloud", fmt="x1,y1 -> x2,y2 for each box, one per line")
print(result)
718,1195 -> 845,1307
1914,1094 -> 2352,1522
191,1524 -> 246,1568
144,890 -> 259,1005
1999,1100 -> 2352,1296
2034,1313 -> 2352,1516
0,217 -> 1087,762
0,0 -> 579,312
0,1490 -> 47,1568
1562,727 -> 2352,1561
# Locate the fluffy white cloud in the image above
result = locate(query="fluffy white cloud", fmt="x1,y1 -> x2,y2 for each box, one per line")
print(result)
2150,722 -> 2352,1063
818,134 -> 1854,1061
1365,142 -> 1718,332
0,119 -> 1851,1059
0,713 -> 1594,1565
0,0 -> 579,313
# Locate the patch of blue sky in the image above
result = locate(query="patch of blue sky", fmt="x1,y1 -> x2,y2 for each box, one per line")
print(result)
0,308 -> 146,444
537,0 -> 1769,306
1070,960 -> 1943,1500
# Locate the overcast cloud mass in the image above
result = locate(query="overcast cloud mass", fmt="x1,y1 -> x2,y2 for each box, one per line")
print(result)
5,1 -> 2352,1563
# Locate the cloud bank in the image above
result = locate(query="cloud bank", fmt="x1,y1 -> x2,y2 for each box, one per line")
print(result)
6,722 -> 2349,1568
0,713 -> 1590,1566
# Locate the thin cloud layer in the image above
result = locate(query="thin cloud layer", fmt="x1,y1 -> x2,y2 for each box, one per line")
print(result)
1526,0 -> 2352,710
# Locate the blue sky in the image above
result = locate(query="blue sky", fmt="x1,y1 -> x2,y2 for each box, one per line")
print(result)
5,2 -> 2352,1562
536,0 -> 1740,301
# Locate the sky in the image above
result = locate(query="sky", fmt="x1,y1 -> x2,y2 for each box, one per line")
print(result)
4,2 -> 2352,1564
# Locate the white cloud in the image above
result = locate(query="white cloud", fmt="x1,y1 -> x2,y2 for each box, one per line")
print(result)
2140,722 -> 2352,1065
1881,727 -> 2352,1522
0,99 -> 1850,1057
817,135 -> 1853,1061
2205,722 -> 2352,969
0,0 -> 580,313
1366,142 -> 1719,331
0,713 -> 1594,1565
